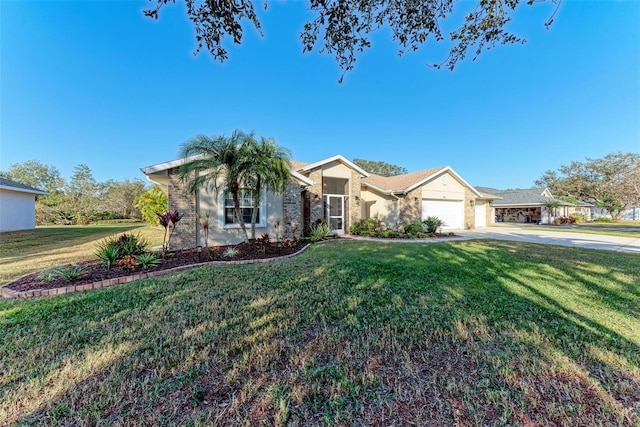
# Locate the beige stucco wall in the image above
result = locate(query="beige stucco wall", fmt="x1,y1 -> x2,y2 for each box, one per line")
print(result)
322,161 -> 352,179
421,171 -> 466,201
198,185 -> 285,246
360,187 -> 398,227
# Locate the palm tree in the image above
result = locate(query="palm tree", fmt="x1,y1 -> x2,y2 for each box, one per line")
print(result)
244,137 -> 292,240
177,131 -> 255,242
544,200 -> 562,224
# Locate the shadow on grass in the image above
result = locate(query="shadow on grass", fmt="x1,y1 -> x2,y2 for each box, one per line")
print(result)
1,239 -> 638,425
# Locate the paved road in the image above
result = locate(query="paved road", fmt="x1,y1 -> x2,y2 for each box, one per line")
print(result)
457,226 -> 640,253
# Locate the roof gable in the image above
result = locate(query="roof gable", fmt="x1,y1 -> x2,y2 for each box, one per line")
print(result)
362,166 -> 484,198
297,155 -> 370,177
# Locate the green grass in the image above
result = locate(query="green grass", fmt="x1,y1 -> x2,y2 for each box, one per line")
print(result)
529,227 -> 640,238
582,221 -> 640,229
0,224 -> 164,284
1,240 -> 638,426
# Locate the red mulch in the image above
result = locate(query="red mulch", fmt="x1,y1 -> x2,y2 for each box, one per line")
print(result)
4,241 -> 306,293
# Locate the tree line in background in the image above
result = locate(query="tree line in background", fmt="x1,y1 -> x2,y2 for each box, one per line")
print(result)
536,152 -> 640,221
0,160 -> 167,226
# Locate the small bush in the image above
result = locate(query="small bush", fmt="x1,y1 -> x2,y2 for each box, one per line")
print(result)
594,216 -> 613,223
403,222 -> 426,236
114,233 -> 148,257
116,256 -> 138,271
223,247 -> 239,258
37,268 -> 59,282
282,238 -> 295,248
571,213 -> 585,223
423,216 -> 446,234
553,216 -> 577,225
52,264 -> 88,282
135,252 -> 161,269
382,229 -> 402,238
349,218 -> 383,236
310,220 -> 332,242
95,243 -> 120,269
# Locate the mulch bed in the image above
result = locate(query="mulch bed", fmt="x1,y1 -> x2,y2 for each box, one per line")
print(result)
4,241 -> 306,293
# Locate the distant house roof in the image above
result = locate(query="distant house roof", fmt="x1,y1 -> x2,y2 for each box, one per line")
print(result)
476,187 -> 570,207
0,177 -> 48,195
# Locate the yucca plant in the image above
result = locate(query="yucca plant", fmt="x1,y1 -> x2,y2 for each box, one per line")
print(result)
223,247 -> 239,258
52,264 -> 88,282
135,252 -> 161,269
95,242 -> 120,269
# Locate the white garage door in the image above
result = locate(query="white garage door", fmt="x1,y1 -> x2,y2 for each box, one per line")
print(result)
422,199 -> 463,230
475,202 -> 486,228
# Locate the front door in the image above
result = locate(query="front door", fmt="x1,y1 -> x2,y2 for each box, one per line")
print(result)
324,195 -> 345,234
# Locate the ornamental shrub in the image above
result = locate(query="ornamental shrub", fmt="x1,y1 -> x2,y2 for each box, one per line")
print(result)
403,222 -> 426,236
594,216 -> 613,223
422,216 -> 446,234
349,218 -> 384,236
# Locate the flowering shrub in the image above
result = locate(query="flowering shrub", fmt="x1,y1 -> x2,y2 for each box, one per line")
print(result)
116,256 -> 138,271
157,210 -> 184,255
553,216 -> 577,225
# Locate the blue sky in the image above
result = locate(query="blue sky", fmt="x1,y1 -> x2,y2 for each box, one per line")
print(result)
1,0 -> 639,189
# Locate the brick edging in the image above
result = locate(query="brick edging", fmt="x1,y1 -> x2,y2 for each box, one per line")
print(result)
1,243 -> 312,300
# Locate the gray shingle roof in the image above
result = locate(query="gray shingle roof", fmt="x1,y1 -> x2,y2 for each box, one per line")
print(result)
0,177 -> 48,195
475,187 -> 569,206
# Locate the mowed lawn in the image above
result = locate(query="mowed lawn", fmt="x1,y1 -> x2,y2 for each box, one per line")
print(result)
0,224 -> 164,284
1,240 -> 639,426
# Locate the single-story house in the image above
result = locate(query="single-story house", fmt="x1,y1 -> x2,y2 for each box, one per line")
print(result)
475,187 -> 592,224
0,177 -> 48,233
141,154 -> 496,249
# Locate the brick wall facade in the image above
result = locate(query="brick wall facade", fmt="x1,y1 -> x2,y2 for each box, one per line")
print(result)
348,169 -> 362,230
308,169 -> 324,227
283,180 -> 302,239
398,188 -> 422,225
464,187 -> 476,230
168,170 -> 197,250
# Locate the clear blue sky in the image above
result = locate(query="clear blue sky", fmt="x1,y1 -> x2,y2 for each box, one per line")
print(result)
1,0 -> 639,189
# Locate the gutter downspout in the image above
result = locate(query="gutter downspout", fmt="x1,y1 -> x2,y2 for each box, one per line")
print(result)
390,192 -> 402,227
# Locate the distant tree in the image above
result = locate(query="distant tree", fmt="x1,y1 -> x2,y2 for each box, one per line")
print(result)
144,0 -> 560,81
134,186 -> 168,226
66,164 -> 100,225
177,131 -> 256,242
536,152 -> 640,221
0,160 -> 64,193
353,159 -> 408,177
244,137 -> 292,239
100,179 -> 147,218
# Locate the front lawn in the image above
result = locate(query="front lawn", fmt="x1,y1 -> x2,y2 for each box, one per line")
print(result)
1,240 -> 638,425
0,224 -> 164,284
529,227 -> 640,238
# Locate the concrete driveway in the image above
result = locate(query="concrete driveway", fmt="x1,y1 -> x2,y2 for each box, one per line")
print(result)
458,225 -> 640,253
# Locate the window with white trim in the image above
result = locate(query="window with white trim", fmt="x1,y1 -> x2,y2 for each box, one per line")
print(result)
224,190 -> 258,225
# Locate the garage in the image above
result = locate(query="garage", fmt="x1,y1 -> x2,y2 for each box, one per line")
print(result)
475,201 -> 486,228
422,199 -> 463,230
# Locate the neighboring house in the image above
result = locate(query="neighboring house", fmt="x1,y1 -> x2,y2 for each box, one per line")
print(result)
592,206 -> 640,221
141,154 -> 495,249
476,187 -> 592,224
0,177 -> 48,233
